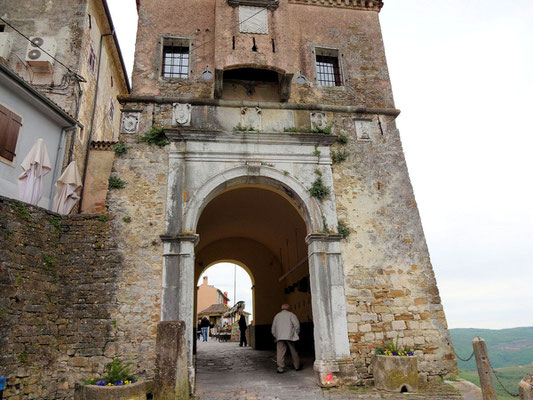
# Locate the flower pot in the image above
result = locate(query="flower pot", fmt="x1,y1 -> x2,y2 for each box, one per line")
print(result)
372,354 -> 418,393
74,380 -> 153,400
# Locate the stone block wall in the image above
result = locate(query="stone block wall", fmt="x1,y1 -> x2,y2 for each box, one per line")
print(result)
0,196 -> 123,399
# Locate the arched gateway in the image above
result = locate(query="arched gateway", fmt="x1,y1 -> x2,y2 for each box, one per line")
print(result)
160,154 -> 357,387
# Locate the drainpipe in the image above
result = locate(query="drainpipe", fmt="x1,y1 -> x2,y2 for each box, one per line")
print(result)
49,125 -> 77,210
78,31 -> 114,213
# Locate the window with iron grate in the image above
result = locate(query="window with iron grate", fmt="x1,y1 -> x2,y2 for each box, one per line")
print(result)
162,39 -> 190,79
315,48 -> 342,87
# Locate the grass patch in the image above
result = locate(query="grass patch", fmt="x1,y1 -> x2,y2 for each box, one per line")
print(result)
49,216 -> 61,233
42,254 -> 57,270
139,126 -> 168,147
108,176 -> 127,190
284,127 -> 298,132
234,123 -> 255,132
310,124 -> 332,134
98,214 -> 108,223
10,202 -> 30,221
122,216 -> 131,223
313,145 -> 321,157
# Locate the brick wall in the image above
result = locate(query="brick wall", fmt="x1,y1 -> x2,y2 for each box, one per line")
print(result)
0,196 -> 122,399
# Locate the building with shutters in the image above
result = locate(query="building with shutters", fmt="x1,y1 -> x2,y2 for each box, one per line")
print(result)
0,62 -> 79,209
0,0 -> 129,212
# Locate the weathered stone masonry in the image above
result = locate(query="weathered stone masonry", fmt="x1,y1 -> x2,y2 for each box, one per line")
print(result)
0,196 -> 122,399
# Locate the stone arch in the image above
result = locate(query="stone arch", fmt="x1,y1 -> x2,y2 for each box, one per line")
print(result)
183,165 -> 322,234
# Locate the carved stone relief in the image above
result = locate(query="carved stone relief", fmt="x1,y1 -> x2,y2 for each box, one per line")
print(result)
354,119 -> 373,140
310,112 -> 328,130
120,111 -> 140,134
241,107 -> 262,131
173,103 -> 192,126
239,6 -> 268,34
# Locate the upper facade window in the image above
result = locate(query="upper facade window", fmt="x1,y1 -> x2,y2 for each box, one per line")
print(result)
0,104 -> 22,163
162,38 -> 190,79
315,48 -> 342,87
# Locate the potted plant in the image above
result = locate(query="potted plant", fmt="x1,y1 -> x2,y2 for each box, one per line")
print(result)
75,357 -> 152,400
372,337 -> 419,393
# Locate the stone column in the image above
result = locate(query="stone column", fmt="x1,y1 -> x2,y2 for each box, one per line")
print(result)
306,233 -> 358,387
160,233 -> 199,389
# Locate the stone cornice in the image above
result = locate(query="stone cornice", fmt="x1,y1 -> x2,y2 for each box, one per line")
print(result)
288,0 -> 383,12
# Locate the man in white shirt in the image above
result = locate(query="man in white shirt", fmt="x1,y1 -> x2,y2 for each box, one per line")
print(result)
271,304 -> 302,373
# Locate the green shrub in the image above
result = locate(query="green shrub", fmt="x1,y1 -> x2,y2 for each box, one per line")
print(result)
284,127 -> 298,132
103,357 -> 136,384
337,221 -> 351,238
108,176 -> 127,189
98,214 -> 108,222
113,141 -> 129,155
122,216 -> 131,223
331,150 -> 349,164
336,134 -> 348,144
139,126 -> 168,147
309,177 -> 330,201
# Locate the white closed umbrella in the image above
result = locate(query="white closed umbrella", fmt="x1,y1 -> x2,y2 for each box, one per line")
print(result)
18,138 -> 51,205
52,161 -> 82,214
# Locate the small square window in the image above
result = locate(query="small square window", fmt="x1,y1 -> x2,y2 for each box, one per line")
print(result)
162,39 -> 190,79
0,25 -> 5,33
315,48 -> 342,87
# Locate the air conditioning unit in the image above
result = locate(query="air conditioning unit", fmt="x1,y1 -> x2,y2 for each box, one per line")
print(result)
0,33 -> 13,62
25,36 -> 56,71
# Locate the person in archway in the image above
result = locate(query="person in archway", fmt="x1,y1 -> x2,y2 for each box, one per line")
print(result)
271,304 -> 302,373
200,316 -> 210,342
238,309 -> 248,347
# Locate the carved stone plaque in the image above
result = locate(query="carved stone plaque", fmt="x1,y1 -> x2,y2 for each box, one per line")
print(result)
241,107 -> 262,131
173,103 -> 192,126
354,119 -> 373,140
120,111 -> 140,134
310,112 -> 327,131
239,6 -> 268,34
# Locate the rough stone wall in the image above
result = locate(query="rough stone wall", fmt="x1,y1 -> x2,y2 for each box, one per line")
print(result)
104,110 -> 168,379
330,115 -> 457,380
0,196 -> 122,399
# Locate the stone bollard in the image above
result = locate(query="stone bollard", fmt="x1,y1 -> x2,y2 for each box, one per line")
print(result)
154,321 -> 189,400
472,337 -> 497,400
520,374 -> 533,400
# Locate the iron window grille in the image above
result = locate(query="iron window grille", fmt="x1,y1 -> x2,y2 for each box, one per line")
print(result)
162,45 -> 189,78
315,52 -> 342,87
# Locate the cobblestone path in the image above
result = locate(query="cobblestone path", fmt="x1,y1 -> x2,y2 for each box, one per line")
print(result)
194,340 -> 464,400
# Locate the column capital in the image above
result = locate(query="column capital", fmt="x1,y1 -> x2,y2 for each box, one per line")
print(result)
160,233 -> 200,245
305,233 -> 343,245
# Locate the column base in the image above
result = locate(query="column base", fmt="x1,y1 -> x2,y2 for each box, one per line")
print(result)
314,359 -> 360,387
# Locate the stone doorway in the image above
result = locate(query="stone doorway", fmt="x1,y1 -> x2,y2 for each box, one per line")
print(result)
160,166 -> 357,388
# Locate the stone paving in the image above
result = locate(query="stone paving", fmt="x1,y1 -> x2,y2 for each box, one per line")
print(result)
194,340 -> 465,400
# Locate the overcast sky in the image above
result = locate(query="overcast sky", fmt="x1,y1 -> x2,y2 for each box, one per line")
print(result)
108,0 -> 532,329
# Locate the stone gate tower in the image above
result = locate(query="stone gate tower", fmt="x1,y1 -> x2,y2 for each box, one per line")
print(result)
110,0 -> 457,388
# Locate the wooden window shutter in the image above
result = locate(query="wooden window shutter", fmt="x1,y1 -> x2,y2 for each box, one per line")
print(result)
0,104 -> 22,162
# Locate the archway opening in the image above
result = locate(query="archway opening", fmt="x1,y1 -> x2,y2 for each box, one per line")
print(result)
194,186 -> 315,356
195,262 -> 254,343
